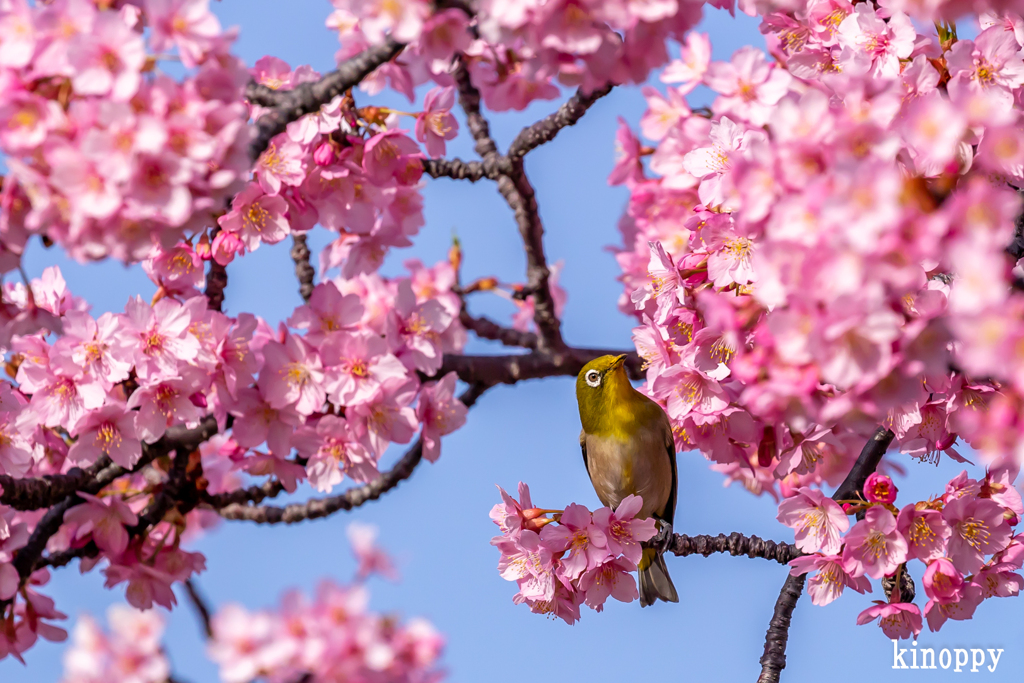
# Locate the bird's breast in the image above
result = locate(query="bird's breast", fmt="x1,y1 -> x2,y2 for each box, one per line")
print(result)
584,429 -> 672,520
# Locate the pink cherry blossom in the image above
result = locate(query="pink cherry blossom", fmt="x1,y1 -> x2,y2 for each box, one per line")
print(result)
347,522 -> 398,581
539,503 -> 608,581
146,0 -> 221,68
67,11 -> 145,100
923,557 -> 966,605
258,333 -> 326,415
896,505 -> 952,563
788,554 -> 872,606
64,492 -> 139,556
415,372 -> 467,463
286,282 -> 363,343
842,506 -> 908,579
415,86 -> 459,158
856,601 -> 922,640
67,404 -> 141,468
578,556 -> 640,611
294,415 -> 378,492
590,494 -> 658,566
218,183 -> 291,251
776,487 -> 849,555
943,497 -> 1013,574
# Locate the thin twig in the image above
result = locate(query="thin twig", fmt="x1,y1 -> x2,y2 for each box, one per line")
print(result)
183,579 -> 214,639
756,426 -> 894,683
507,84 -> 613,161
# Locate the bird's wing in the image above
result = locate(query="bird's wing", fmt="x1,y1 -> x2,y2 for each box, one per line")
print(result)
579,428 -> 589,471
660,413 -> 678,526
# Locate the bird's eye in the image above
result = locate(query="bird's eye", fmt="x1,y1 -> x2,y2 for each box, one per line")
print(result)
585,369 -> 601,388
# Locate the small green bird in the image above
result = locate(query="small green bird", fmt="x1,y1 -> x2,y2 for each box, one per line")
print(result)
576,354 -> 679,607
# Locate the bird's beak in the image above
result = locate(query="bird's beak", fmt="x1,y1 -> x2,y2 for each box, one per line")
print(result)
612,354 -> 627,370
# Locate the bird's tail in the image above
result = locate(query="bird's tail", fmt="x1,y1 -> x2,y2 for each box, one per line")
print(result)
638,546 -> 678,607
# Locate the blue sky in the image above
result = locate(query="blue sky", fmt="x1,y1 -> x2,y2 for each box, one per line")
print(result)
2,2 -> 1020,682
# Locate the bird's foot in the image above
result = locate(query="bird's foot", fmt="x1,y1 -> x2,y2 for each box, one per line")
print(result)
654,520 -> 674,554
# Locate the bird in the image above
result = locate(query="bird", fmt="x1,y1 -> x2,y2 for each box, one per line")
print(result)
575,353 -> 679,607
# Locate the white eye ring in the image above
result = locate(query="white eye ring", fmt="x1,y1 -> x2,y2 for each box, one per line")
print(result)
585,369 -> 601,387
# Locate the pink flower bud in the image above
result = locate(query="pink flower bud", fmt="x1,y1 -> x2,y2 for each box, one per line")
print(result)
195,233 -> 213,261
189,392 -> 208,408
212,230 -> 244,266
313,140 -> 337,166
864,472 -> 898,504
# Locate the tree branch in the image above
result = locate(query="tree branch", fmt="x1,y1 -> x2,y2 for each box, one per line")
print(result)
1,456 -> 113,511
438,348 -> 642,385
215,383 -> 491,523
183,578 -> 214,640
459,311 -> 538,349
291,234 -> 316,303
450,64 -> 565,352
421,157 -> 496,182
249,38 -> 404,160
756,426 -> 895,683
205,260 -> 228,313
506,84 -> 613,161
5,417 -> 220,586
670,532 -> 801,565
0,417 -> 220,512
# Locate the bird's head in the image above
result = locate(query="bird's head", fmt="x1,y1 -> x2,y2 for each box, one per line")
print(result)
576,354 -> 630,433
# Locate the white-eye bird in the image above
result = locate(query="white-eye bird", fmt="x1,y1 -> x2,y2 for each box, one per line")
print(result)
576,354 -> 679,607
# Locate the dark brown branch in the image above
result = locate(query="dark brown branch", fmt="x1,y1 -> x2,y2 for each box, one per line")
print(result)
202,477 -> 287,509
205,260 -> 228,312
496,166 -> 564,351
757,426 -> 894,683
450,64 -> 565,353
184,579 -> 214,639
453,61 -> 500,161
438,348 -> 642,385
1,456 -> 113,511
249,38 -> 404,160
1,417 -> 219,512
8,417 -> 219,583
216,383 -> 490,523
421,157 -> 499,182
291,234 -> 316,303
507,84 -> 613,161
670,532 -> 801,565
459,311 -> 538,349
758,574 -> 806,683
832,426 -> 896,501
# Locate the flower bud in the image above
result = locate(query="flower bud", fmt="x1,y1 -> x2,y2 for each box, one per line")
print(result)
864,472 -> 897,504
313,140 -> 337,166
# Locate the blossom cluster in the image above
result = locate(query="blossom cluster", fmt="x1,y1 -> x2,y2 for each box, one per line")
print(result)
60,525 -> 443,683
0,0 -> 252,262
615,8 -> 1024,498
0,256 -> 468,661
779,467 -> 1022,639
490,482 -> 658,624
60,605 -> 169,683
208,580 -> 444,683
224,53 -> 449,280
327,0 -> 706,112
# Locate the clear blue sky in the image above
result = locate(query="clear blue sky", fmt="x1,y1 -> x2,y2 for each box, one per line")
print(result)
2,2 -> 1018,681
